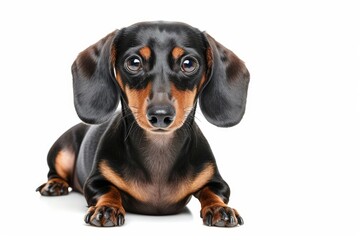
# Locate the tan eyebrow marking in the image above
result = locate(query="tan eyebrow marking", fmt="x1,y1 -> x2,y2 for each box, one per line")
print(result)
139,46 -> 151,60
172,47 -> 185,60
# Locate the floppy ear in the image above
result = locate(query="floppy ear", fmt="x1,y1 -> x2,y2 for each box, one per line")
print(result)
71,30 -> 120,124
199,33 -> 250,127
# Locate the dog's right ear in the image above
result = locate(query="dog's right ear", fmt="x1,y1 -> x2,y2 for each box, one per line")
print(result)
71,30 -> 121,124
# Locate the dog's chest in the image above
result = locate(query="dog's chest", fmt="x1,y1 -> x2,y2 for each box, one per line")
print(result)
142,137 -> 176,182
139,135 -> 179,199
129,135 -> 191,206
104,133 -> 214,214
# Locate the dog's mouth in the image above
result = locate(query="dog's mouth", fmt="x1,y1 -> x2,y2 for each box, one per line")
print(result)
129,100 -> 194,134
151,128 -> 172,134
153,128 -> 168,132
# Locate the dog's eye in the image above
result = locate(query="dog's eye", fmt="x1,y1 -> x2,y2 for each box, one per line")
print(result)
181,57 -> 198,74
125,56 -> 143,73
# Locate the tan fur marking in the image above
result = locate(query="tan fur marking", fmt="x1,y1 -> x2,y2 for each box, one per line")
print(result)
99,161 -> 147,202
95,186 -> 124,209
111,45 -> 117,67
87,186 -> 126,226
111,44 -> 125,91
198,186 -> 227,217
170,83 -> 196,130
39,177 -> 69,195
139,46 -> 151,60
167,164 -> 214,203
100,161 -> 214,204
125,83 -> 153,130
54,150 -> 75,181
199,186 -> 226,207
206,47 -> 213,67
198,73 -> 207,90
114,70 -> 125,91
47,177 -> 69,186
172,47 -> 185,60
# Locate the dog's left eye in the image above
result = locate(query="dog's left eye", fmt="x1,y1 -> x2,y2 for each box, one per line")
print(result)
181,57 -> 199,74
125,56 -> 143,73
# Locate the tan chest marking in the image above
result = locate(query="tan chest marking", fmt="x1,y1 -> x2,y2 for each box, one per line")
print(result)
99,161 -> 214,204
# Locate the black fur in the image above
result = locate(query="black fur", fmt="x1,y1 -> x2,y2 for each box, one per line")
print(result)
199,34 -> 250,127
38,21 -> 249,227
72,30 -> 121,124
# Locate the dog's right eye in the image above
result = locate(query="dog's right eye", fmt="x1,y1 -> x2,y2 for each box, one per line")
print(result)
125,56 -> 143,73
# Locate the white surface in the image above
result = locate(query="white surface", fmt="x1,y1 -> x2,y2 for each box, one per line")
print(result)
0,0 -> 359,239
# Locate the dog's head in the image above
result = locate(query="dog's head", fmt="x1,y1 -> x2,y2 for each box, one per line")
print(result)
72,21 -> 249,132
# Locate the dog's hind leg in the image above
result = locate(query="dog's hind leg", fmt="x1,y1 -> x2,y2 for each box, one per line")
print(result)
36,123 -> 89,196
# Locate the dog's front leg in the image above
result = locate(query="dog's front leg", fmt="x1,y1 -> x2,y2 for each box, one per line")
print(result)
196,186 -> 244,227
84,181 -> 125,227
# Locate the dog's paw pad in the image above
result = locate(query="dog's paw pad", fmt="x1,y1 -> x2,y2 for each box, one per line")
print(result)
36,178 -> 69,196
85,205 -> 125,227
201,205 -> 243,227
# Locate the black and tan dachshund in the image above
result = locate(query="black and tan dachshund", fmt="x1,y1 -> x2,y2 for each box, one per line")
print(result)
37,21 -> 250,227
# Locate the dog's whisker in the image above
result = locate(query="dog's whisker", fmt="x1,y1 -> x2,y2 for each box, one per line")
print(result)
124,120 -> 137,142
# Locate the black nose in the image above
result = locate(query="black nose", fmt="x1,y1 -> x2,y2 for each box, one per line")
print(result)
146,105 -> 175,128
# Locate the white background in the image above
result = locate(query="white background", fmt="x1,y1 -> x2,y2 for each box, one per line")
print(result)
0,0 -> 359,239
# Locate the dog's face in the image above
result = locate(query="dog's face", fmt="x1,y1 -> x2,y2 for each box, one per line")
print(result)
72,22 -> 249,130
113,23 -> 208,132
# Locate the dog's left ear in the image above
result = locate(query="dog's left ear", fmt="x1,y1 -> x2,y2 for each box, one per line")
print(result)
199,33 -> 250,127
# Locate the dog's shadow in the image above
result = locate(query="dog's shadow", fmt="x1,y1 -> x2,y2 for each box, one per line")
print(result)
38,191 -> 88,213
126,206 -> 193,225
38,191 -> 194,224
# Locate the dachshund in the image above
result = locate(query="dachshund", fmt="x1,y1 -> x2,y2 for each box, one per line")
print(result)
36,21 -> 250,227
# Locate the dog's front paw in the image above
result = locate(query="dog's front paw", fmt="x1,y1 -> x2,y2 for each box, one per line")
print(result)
85,205 -> 125,227
201,205 -> 244,227
36,178 -> 69,196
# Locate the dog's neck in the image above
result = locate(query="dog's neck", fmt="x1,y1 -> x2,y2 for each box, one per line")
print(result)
119,104 -> 196,179
142,131 -> 176,178
144,131 -> 175,147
